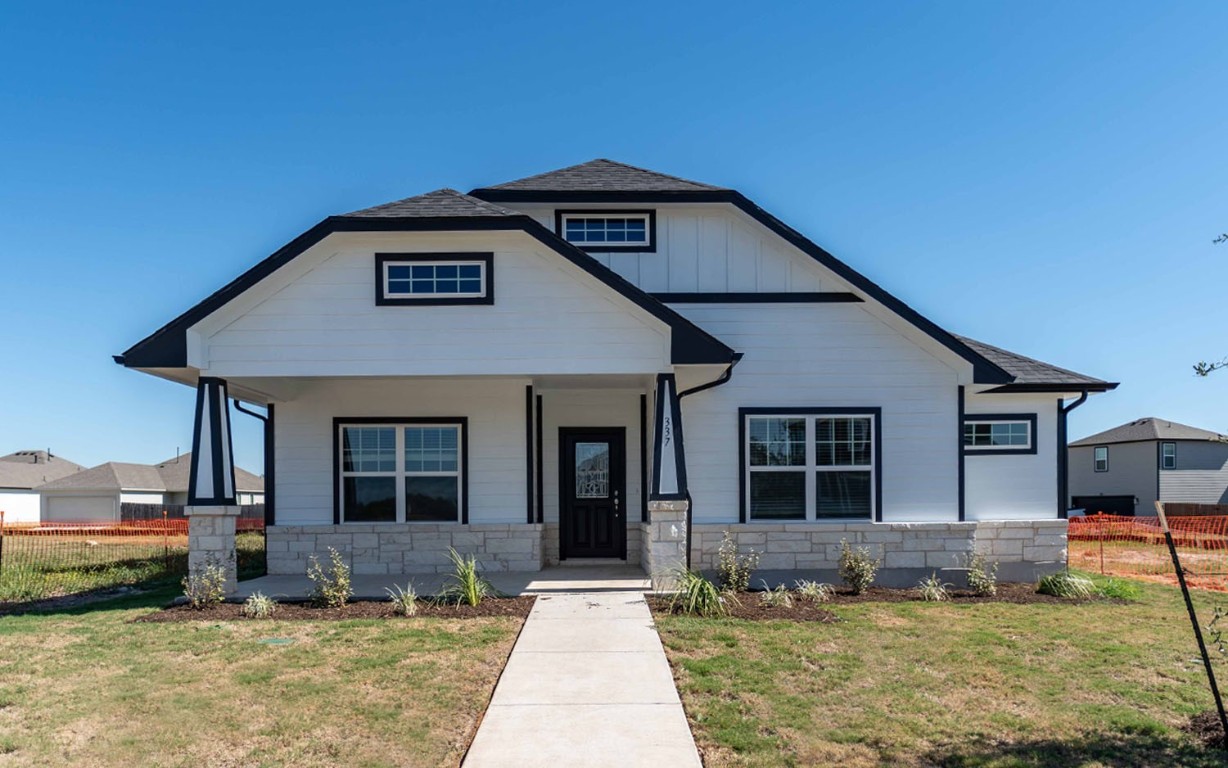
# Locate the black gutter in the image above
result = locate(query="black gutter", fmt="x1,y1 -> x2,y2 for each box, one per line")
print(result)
1057,391 -> 1090,518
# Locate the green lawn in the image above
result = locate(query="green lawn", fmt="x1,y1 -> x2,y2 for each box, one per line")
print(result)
0,589 -> 521,767
656,574 -> 1228,767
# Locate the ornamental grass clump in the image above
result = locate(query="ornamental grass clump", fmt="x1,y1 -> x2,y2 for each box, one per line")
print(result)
242,591 -> 278,618
963,552 -> 999,597
386,582 -> 419,617
838,540 -> 880,595
917,572 -> 950,602
794,579 -> 834,604
182,555 -> 228,610
307,547 -> 353,608
1037,571 -> 1096,599
716,531 -> 760,593
441,548 -> 495,607
669,568 -> 731,617
758,581 -> 793,608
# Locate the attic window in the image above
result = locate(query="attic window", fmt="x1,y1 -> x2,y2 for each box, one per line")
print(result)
556,210 -> 656,252
375,253 -> 493,306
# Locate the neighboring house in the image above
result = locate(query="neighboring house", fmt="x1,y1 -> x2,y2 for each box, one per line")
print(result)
1069,417 -> 1228,516
0,450 -> 86,524
114,159 -> 1115,583
37,453 -> 264,522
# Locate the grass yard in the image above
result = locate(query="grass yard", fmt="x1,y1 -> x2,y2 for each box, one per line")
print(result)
0,588 -> 522,767
656,574 -> 1228,767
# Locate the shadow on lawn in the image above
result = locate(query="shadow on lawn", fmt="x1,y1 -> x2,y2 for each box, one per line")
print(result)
0,583 -> 182,617
924,730 -> 1223,768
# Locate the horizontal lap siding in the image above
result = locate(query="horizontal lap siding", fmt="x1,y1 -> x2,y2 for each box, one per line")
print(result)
202,234 -> 670,378
274,379 -> 527,526
671,303 -> 960,524
1160,441 -> 1228,504
964,393 -> 1058,520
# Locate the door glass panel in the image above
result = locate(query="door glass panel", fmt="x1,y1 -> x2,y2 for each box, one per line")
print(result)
575,442 -> 610,499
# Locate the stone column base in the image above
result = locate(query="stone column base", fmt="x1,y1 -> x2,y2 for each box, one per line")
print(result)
646,499 -> 689,591
186,505 -> 240,594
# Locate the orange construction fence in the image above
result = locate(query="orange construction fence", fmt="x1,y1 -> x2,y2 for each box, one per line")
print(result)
1068,514 -> 1228,592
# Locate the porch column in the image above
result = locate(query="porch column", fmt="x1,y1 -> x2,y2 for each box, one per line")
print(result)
185,377 -> 239,594
647,373 -> 690,586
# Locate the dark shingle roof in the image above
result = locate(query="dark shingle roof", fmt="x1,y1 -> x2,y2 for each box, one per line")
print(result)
153,453 -> 264,493
344,188 -> 518,218
956,336 -> 1114,390
1071,418 -> 1228,447
474,159 -> 727,194
0,451 -> 86,490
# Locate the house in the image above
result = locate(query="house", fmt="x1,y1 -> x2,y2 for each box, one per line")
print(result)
0,450 -> 86,524
1068,417 -> 1228,516
114,159 -> 1115,587
36,453 -> 264,522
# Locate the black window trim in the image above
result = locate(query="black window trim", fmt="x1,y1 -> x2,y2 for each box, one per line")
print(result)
374,252 -> 494,306
1093,445 -> 1109,473
737,406 -> 883,524
962,413 -> 1038,456
554,209 -> 657,253
332,416 -> 469,524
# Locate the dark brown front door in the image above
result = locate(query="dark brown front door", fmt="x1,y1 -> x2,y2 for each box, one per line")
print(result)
560,428 -> 625,559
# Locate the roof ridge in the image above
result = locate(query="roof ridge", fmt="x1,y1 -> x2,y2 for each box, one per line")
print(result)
585,158 -> 727,190
342,187 -> 519,218
477,158 -> 726,192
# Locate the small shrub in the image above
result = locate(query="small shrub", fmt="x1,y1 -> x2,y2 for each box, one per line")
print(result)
242,591 -> 278,618
1037,571 -> 1095,599
758,581 -> 793,608
794,579 -> 834,604
1095,577 -> 1142,601
963,552 -> 999,597
182,554 -> 228,609
442,548 -> 495,607
669,568 -> 731,617
386,582 -> 419,617
716,531 -> 760,593
917,572 -> 950,602
838,540 -> 880,595
307,547 -> 353,608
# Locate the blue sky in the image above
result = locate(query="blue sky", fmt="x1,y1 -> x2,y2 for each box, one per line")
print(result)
2,2 -> 1226,474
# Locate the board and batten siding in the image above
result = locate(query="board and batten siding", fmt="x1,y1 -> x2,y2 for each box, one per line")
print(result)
193,231 -> 673,379
273,378 -> 528,526
1067,442 -> 1157,514
515,204 -> 844,295
670,302 -> 963,523
1159,441 -> 1228,505
963,393 -> 1058,520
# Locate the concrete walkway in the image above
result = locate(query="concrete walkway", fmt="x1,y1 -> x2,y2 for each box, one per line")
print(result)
462,591 -> 702,767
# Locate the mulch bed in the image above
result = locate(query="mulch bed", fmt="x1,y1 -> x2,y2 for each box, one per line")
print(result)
1182,710 -> 1227,749
135,595 -> 536,623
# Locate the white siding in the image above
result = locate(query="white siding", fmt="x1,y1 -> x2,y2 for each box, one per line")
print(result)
515,204 -> 846,295
0,490 -> 41,524
672,303 -> 962,523
195,231 -> 672,378
964,393 -> 1059,520
274,378 -> 528,526
120,492 -> 165,505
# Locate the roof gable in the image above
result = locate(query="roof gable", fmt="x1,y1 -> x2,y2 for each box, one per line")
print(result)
476,159 -> 726,194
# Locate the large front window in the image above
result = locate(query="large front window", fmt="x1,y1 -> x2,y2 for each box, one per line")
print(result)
744,411 -> 877,521
339,422 -> 463,523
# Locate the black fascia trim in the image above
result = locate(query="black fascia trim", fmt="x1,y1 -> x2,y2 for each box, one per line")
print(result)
332,416 -> 469,525
982,382 -> 1118,393
957,386 -> 965,522
737,406 -> 884,523
554,209 -> 657,253
119,214 -> 735,369
649,373 -> 689,501
470,187 -> 1013,384
639,393 -> 649,523
651,292 -> 862,304
375,252 -> 494,307
525,385 -> 534,524
962,412 -> 1040,456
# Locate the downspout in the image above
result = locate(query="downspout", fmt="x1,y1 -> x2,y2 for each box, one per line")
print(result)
1058,391 -> 1090,518
676,353 -> 744,568
233,399 -> 274,526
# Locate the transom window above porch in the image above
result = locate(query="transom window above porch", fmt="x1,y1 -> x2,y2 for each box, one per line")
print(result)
555,210 -> 656,252
336,419 -> 467,524
375,253 -> 493,306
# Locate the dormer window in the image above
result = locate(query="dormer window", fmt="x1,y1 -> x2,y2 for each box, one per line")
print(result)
556,210 -> 656,252
375,253 -> 493,306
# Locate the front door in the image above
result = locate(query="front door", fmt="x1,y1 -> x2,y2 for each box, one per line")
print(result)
560,428 -> 625,559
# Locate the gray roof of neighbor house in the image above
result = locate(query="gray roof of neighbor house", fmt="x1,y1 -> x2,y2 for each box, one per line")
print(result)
473,158 -> 727,193
0,451 -> 86,490
36,453 -> 264,493
956,336 -> 1116,392
344,188 -> 518,218
1070,418 -> 1228,447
